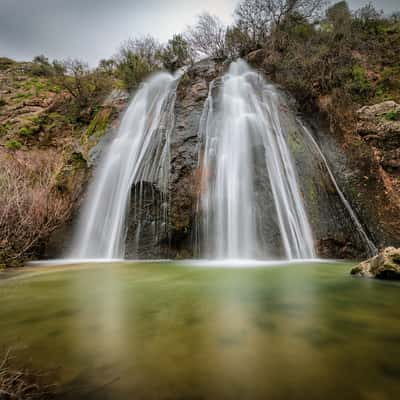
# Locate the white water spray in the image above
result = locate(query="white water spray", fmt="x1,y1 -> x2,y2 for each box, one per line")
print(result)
70,72 -> 178,259
197,60 -> 315,260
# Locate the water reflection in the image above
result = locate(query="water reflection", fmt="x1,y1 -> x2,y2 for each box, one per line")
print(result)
0,262 -> 399,399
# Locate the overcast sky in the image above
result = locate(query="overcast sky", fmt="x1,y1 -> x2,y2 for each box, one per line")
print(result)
0,0 -> 398,66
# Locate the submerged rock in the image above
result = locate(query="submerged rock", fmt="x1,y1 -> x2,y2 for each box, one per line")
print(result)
351,247 -> 400,280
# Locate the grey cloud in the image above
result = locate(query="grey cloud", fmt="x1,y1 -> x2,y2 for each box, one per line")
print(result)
0,0 -> 397,65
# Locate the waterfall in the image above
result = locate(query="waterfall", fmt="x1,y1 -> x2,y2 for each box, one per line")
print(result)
196,60 -> 315,260
68,59 -> 376,262
70,72 -> 179,259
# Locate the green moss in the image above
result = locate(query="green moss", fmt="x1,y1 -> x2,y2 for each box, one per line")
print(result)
5,139 -> 22,150
0,122 -> 12,137
71,151 -> 86,166
85,108 -> 111,138
346,65 -> 373,101
385,109 -> 400,121
51,85 -> 62,94
14,92 -> 33,101
287,131 -> 306,154
19,126 -> 33,137
54,149 -> 87,193
180,73 -> 191,88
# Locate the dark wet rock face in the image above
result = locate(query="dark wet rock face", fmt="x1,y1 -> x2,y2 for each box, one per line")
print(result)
125,182 -> 170,259
123,59 -> 224,259
166,59 -> 224,257
351,247 -> 400,280
125,60 -> 383,260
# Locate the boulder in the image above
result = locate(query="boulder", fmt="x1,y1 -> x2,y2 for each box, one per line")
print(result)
351,247 -> 400,280
357,101 -> 400,155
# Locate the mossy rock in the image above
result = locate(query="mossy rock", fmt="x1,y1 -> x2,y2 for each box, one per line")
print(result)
85,108 -> 112,138
80,107 -> 112,158
54,148 -> 88,193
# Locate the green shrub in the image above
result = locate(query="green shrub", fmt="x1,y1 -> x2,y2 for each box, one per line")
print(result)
347,65 -> 373,100
5,140 -> 22,150
0,123 -> 12,137
29,55 -> 54,77
0,57 -> 15,71
116,53 -> 155,90
385,110 -> 400,121
19,126 -> 33,137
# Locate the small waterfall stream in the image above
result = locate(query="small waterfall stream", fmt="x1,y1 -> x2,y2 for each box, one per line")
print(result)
71,72 -> 179,259
196,60 -> 315,260
298,122 -> 377,257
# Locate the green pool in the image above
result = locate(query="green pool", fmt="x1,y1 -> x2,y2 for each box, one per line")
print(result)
0,261 -> 399,399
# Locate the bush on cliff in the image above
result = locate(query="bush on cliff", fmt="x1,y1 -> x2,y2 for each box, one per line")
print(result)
0,150 -> 77,267
234,1 -> 400,127
51,59 -> 113,123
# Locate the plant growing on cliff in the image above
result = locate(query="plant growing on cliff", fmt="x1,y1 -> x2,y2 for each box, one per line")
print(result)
5,139 -> 22,150
29,54 -> 54,76
161,34 -> 193,71
51,59 -> 112,121
0,151 -> 75,266
114,36 -> 162,90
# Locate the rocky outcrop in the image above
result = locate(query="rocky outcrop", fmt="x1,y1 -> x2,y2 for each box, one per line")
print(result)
357,101 -> 400,172
351,247 -> 400,280
166,59 -> 224,257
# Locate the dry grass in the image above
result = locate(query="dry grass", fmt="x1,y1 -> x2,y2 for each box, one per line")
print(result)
0,349 -> 56,399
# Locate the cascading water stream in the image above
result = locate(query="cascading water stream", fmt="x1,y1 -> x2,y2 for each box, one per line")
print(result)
68,59 -> 376,262
197,60 -> 315,260
70,72 -> 179,259
298,122 -> 377,257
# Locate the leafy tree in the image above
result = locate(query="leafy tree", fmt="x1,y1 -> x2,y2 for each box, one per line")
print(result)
52,59 -> 112,120
161,34 -> 192,71
114,36 -> 162,89
225,26 -> 254,57
30,54 -> 53,76
98,58 -> 116,74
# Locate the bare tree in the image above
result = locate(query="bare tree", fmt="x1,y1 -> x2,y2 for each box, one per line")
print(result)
52,59 -> 112,113
234,0 -> 326,49
269,0 -> 326,25
185,13 -> 227,59
235,0 -> 273,49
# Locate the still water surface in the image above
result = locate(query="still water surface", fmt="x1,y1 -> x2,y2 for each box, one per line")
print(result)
0,261 -> 399,399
